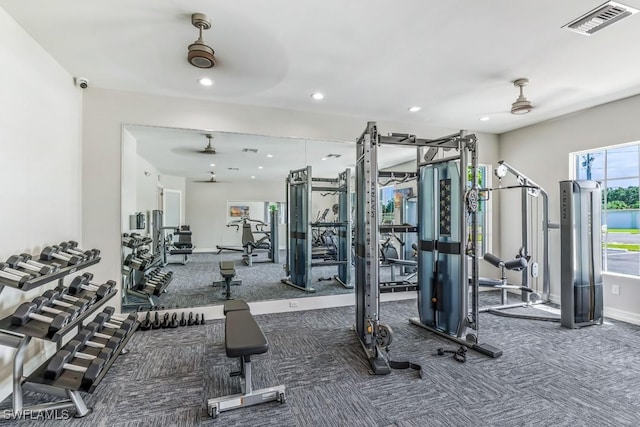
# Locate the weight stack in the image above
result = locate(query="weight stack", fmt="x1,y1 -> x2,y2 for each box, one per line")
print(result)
559,180 -> 604,328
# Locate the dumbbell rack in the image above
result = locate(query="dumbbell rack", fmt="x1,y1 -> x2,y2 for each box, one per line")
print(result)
121,235 -> 172,310
0,257 -> 100,291
0,254 -> 128,418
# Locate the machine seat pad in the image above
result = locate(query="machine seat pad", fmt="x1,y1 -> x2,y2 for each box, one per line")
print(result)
221,270 -> 235,278
223,300 -> 250,314
169,249 -> 193,255
225,310 -> 268,358
387,258 -> 418,267
474,277 -> 503,287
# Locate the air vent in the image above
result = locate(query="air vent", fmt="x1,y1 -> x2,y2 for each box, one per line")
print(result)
326,154 -> 342,158
563,1 -> 638,35
242,148 -> 258,153
228,167 -> 239,171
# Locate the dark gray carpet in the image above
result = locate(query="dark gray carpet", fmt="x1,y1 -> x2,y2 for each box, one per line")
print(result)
125,251 -> 363,311
5,293 -> 639,426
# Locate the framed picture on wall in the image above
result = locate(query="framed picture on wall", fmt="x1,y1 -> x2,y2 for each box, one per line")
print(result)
229,205 -> 250,217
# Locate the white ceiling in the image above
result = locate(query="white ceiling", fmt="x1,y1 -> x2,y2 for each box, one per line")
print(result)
3,1 -> 640,135
128,125 -> 416,182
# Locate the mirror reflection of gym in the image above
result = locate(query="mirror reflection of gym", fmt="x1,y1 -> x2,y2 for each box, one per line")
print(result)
120,125 -> 361,312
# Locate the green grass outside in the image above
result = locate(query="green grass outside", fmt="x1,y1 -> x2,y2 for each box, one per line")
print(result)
608,228 -> 640,234
606,243 -> 640,252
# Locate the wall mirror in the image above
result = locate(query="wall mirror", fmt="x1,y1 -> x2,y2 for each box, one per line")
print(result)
120,124 -> 374,312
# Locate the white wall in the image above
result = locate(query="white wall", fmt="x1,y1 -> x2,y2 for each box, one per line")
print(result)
186,178 -> 284,251
0,6 -> 82,401
499,94 -> 640,324
121,129 -> 137,234
136,155 -> 160,232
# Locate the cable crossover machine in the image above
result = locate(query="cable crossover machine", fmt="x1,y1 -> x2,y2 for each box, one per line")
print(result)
282,166 -> 353,292
355,122 -> 501,375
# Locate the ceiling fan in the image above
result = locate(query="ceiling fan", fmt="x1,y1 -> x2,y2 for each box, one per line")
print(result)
173,133 -> 216,156
193,171 -> 223,183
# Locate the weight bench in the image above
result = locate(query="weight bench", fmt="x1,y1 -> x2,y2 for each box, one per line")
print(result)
212,261 -> 241,300
207,301 -> 286,418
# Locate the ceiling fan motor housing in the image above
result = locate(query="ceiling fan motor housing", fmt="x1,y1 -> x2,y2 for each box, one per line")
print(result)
188,13 -> 215,68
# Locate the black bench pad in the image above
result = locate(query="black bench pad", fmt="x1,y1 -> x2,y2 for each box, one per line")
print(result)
225,310 -> 268,358
223,300 -> 250,314
387,258 -> 418,267
169,249 -> 193,255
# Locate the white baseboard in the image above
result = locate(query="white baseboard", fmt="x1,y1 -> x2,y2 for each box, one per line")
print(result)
604,307 -> 640,325
152,291 -> 417,321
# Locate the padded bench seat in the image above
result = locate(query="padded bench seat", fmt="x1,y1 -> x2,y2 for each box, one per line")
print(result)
225,310 -> 268,358
219,261 -> 236,278
223,299 -> 249,314
208,301 -> 286,418
168,249 -> 193,255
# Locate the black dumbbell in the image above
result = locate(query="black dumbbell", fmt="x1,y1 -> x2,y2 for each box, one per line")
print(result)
58,242 -> 93,261
149,269 -> 172,279
56,242 -> 90,262
31,296 -> 79,321
161,313 -> 170,328
19,253 -> 60,273
140,312 -> 152,331
43,349 -> 107,389
62,241 -> 100,259
76,327 -> 122,351
54,286 -> 97,307
11,301 -> 70,336
0,263 -> 32,286
40,246 -> 82,265
152,312 -> 162,329
124,254 -> 147,270
6,254 -> 55,275
85,320 -> 128,342
169,313 -> 179,328
199,313 -> 206,325
68,275 -> 114,299
187,312 -> 195,326
93,312 -> 136,334
1,261 -> 38,279
179,312 -> 187,327
101,308 -> 138,325
63,339 -> 114,361
42,289 -> 90,313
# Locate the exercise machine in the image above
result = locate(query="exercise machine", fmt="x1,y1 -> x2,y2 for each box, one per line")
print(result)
475,161 -> 562,321
355,122 -> 500,375
216,216 -> 276,266
559,180 -> 603,328
282,166 -> 352,292
163,225 -> 195,265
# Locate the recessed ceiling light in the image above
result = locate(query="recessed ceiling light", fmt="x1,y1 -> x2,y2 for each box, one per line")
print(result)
258,166 -> 263,169
479,116 -> 490,122
321,158 -> 327,161
199,77 -> 214,86
267,154 -> 273,158
311,92 -> 324,100
251,176 -> 256,179
209,163 -> 215,167
408,106 -> 421,112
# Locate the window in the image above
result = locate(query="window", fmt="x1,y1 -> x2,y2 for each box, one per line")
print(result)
470,165 -> 489,256
573,143 -> 640,276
